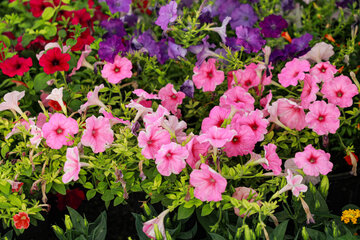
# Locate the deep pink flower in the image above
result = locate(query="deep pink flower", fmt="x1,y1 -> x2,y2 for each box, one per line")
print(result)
261,144 -> 282,175
223,125 -> 256,157
278,58 -> 310,87
101,55 -> 132,84
155,142 -> 188,176
192,58 -> 224,92
300,74 -> 319,109
42,113 -> 78,149
238,63 -> 261,91
142,209 -> 170,240
158,83 -> 185,114
309,61 -> 337,82
138,126 -> 171,159
321,75 -> 358,108
220,86 -> 255,112
234,110 -> 269,142
185,136 -> 210,169
190,164 -> 227,202
232,187 -> 260,217
201,106 -> 230,133
143,105 -> 169,128
81,116 -> 114,153
293,144 -> 332,176
305,101 -> 340,135
279,169 -> 308,197
197,126 -> 236,148
62,147 -> 87,183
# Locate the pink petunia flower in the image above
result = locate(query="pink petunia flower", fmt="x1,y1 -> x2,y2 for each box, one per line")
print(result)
81,116 -> 114,153
158,83 -> 185,114
30,125 -> 43,147
201,106 -> 230,133
305,101 -> 340,135
278,58 -> 310,87
133,89 -> 159,100
220,86 -> 255,112
293,144 -> 332,176
42,113 -> 79,149
192,58 -> 224,92
101,55 -> 132,84
189,164 -> 227,202
36,113 -> 50,129
236,64 -> 261,91
223,125 -> 256,157
79,84 -> 107,113
126,100 -> 153,124
309,61 -> 337,82
185,136 -> 210,169
62,147 -> 89,183
261,143 -> 282,175
155,142 -> 188,176
234,109 -> 269,142
260,90 -> 272,117
321,75 -> 358,108
232,187 -> 261,217
142,209 -> 170,240
100,108 -> 130,127
143,105 -> 169,128
162,115 -> 187,143
69,45 -> 93,76
300,74 -> 319,109
138,126 -> 171,159
278,169 -> 308,197
5,118 -> 34,140
0,91 -> 25,116
197,126 -> 236,148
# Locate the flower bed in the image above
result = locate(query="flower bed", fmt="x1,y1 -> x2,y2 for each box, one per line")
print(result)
0,0 -> 360,239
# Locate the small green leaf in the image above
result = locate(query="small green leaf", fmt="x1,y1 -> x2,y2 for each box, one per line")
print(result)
42,7 -> 55,20
177,205 -> 195,220
201,204 -> 213,217
53,183 -> 66,195
86,189 -> 96,200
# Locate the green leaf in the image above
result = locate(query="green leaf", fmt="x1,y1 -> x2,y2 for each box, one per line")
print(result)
86,189 -> 96,200
270,220 -> 288,240
34,73 -> 52,91
177,205 -> 195,220
83,182 -> 93,189
89,211 -> 107,240
21,34 -> 37,48
1,145 -> 9,158
67,207 -> 86,233
53,183 -> 66,195
101,190 -> 114,202
177,222 -> 197,239
42,7 -> 55,20
201,204 -> 214,217
209,233 -> 227,240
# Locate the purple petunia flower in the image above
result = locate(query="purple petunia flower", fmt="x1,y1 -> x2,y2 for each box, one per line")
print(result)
157,39 -> 169,64
124,14 -> 138,27
101,19 -> 126,38
138,31 -> 160,57
230,4 -> 258,29
284,33 -> 313,57
180,80 -> 195,98
103,0 -> 131,14
281,0 -> 295,11
336,0 -> 355,8
189,36 -> 218,66
168,40 -> 187,59
259,15 -> 288,38
98,36 -> 125,63
199,6 -> 213,24
155,1 -> 178,31
235,26 -> 266,53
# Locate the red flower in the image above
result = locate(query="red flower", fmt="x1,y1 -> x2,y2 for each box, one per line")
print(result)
13,212 -> 30,229
0,55 -> 32,77
39,48 -> 71,74
61,9 -> 92,27
344,152 -> 359,166
48,100 -> 67,111
56,188 -> 85,211
0,41 -> 6,62
29,0 -> 60,18
70,28 -> 95,51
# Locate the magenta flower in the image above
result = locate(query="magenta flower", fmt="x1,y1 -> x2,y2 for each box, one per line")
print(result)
190,164 -> 227,202
261,143 -> 282,175
155,0 -> 177,31
234,110 -> 269,142
155,142 -> 188,176
223,125 -> 256,157
142,209 -> 170,240
305,101 -> 340,135
62,147 -> 88,183
293,144 -> 332,176
201,106 -> 230,133
278,169 -> 308,197
232,187 -> 261,217
138,126 -> 171,159
158,83 -> 185,114
81,116 -> 114,153
197,126 -> 236,148
220,86 -> 255,112
0,91 -> 25,116
143,105 -> 169,128
79,84 -> 107,113
42,113 -> 78,149
309,62 -> 337,82
300,74 -> 319,109
192,58 -> 224,92
185,136 -> 210,169
101,55 -> 132,84
278,58 -> 310,87
321,75 -> 358,108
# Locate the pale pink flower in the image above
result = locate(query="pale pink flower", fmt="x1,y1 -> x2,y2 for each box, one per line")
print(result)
0,91 -> 25,116
36,113 -> 49,128
301,74 -> 319,109
81,116 -> 114,153
69,45 -> 93,76
99,108 -> 130,126
62,147 -> 88,183
201,106 -> 230,133
309,62 -> 337,82
321,75 -> 358,108
300,42 -> 334,63
232,187 -> 260,217
101,55 -> 133,84
155,142 -> 188,176
261,143 -> 282,175
192,58 -> 224,92
284,159 -> 320,185
5,118 -> 34,140
142,209 -> 170,240
209,16 -> 231,43
162,115 -> 187,143
190,164 -> 227,202
197,126 -> 236,148
278,58 -> 310,87
158,83 -> 185,114
133,89 -> 159,100
278,169 -> 308,197
223,125 -> 256,157
126,100 -> 153,124
185,136 -> 210,169
42,113 -> 79,149
138,126 -> 171,159
79,84 -> 107,113
46,87 -> 67,114
220,86 -> 255,112
234,110 -> 269,142
143,105 -> 169,128
293,144 -> 332,176
305,101 -> 340,135
30,125 -> 43,147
